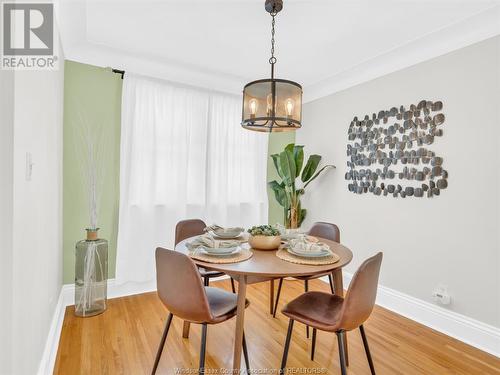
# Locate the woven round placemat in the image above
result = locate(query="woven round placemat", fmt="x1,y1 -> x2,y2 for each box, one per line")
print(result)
189,248 -> 253,264
276,248 -> 340,265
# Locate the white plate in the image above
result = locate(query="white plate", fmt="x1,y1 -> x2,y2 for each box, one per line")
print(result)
287,248 -> 331,258
280,233 -> 303,241
209,231 -> 243,239
289,244 -> 330,254
211,228 -> 244,238
202,246 -> 240,256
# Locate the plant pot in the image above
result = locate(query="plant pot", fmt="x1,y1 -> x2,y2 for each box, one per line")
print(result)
248,235 -> 281,251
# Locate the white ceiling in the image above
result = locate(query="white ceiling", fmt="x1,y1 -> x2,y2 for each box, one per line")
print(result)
58,0 -> 500,102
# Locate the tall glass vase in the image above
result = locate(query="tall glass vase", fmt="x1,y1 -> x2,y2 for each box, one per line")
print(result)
74,228 -> 108,317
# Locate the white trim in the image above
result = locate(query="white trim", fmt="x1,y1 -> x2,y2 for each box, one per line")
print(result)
36,286 -> 65,375
320,274 -> 500,358
38,275 -> 228,374
61,278 -> 157,307
304,5 -> 500,103
37,278 -> 158,375
63,5 -> 500,104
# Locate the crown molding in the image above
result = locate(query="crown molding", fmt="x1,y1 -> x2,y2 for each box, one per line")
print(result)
64,43 -> 245,96
63,4 -> 500,102
303,5 -> 500,103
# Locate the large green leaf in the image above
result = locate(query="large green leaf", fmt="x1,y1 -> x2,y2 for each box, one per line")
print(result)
268,180 -> 289,208
279,149 -> 296,186
268,180 -> 281,191
270,153 -> 283,179
303,164 -> 336,188
293,145 -> 304,175
285,143 -> 304,175
301,154 -> 321,182
285,143 -> 295,154
274,189 -> 289,209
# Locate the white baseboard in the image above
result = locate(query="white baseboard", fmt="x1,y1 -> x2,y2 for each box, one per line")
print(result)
320,273 -> 500,357
37,278 -> 158,375
37,286 -> 66,375
61,278 -> 158,307
39,274 -> 499,375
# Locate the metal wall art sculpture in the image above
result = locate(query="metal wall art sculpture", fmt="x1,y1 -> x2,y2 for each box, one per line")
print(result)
345,100 -> 447,198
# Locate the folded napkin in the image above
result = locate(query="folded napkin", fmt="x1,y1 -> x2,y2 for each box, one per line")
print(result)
204,224 -> 244,235
288,238 -> 330,253
186,234 -> 241,251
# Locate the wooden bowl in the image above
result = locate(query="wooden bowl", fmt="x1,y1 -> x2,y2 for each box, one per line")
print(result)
248,235 -> 281,251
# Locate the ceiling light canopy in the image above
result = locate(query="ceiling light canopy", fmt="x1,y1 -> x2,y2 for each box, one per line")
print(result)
241,0 -> 302,132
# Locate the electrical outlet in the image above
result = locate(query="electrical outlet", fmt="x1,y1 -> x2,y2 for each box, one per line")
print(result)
432,284 -> 451,305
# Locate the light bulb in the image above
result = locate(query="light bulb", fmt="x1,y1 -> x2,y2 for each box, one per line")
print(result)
249,98 -> 258,118
285,98 -> 294,117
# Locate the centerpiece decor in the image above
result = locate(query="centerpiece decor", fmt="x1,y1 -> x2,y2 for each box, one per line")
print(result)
241,0 -> 302,132
248,225 -> 281,250
269,144 -> 335,229
73,118 -> 108,317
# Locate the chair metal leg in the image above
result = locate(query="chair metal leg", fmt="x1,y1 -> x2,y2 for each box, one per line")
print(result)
360,325 -> 376,375
328,274 -> 334,293
311,328 -> 317,361
242,331 -> 250,373
199,323 -> 208,375
336,331 -> 348,375
305,280 -> 309,338
151,313 -> 173,375
204,276 -> 209,287
344,332 -> 349,367
273,278 -> 284,318
269,279 -> 275,315
280,319 -> 294,374
230,278 -> 236,293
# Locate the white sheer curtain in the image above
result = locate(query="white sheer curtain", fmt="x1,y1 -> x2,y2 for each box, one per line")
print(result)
116,74 -> 269,283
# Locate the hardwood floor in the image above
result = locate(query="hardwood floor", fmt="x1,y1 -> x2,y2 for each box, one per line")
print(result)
54,279 -> 500,375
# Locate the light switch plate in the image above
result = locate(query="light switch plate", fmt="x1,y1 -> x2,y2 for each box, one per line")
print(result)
25,152 -> 33,181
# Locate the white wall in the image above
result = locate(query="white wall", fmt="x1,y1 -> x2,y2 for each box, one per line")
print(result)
299,36 -> 500,327
0,66 -> 64,375
0,70 -> 15,375
9,64 -> 65,374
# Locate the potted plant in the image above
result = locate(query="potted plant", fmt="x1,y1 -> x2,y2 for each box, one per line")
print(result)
269,143 -> 335,229
248,225 -> 281,250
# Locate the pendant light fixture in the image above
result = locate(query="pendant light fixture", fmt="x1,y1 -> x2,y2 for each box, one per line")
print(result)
241,0 -> 302,132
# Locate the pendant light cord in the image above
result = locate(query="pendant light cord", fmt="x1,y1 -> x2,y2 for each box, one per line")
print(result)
269,12 -> 277,79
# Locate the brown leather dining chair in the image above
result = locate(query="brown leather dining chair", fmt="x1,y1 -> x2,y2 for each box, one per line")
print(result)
280,252 -> 383,375
273,222 -> 340,337
176,219 -> 236,338
153,248 -> 250,375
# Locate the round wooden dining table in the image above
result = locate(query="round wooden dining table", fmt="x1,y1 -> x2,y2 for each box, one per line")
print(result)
175,236 -> 353,371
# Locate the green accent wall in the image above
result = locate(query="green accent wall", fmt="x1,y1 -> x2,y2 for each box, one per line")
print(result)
63,61 -> 122,283
62,60 -> 294,283
267,132 -> 295,225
